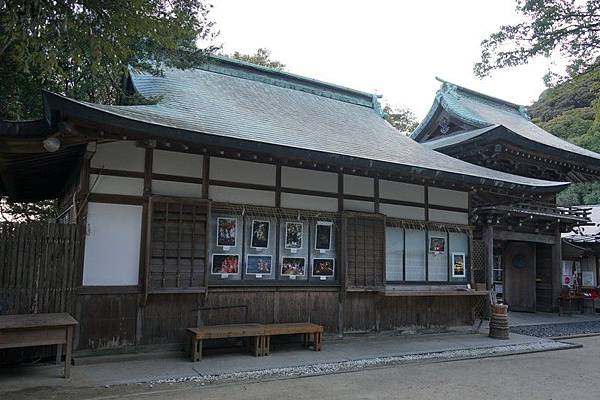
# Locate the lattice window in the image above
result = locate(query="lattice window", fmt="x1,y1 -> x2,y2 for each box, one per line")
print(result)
149,198 -> 208,292
344,213 -> 385,288
471,240 -> 486,285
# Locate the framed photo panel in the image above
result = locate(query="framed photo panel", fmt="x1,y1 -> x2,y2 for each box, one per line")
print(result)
216,217 -> 237,247
429,236 -> 446,253
312,258 -> 335,277
212,254 -> 239,275
285,222 -> 303,249
250,220 -> 270,249
281,257 -> 306,276
246,255 -> 272,275
452,252 -> 466,278
315,221 -> 333,251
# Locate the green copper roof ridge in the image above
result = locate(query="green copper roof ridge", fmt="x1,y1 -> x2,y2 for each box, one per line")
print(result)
435,77 -> 531,120
435,77 -> 523,109
409,88 -> 492,140
207,54 -> 380,110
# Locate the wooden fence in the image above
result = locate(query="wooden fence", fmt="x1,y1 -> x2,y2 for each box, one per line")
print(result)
0,222 -> 83,316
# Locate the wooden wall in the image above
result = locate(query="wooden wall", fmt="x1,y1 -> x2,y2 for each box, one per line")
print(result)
536,244 -> 553,312
61,141 -> 478,352
344,293 -> 475,333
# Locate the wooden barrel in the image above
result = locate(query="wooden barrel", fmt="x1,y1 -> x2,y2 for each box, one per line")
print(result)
489,304 -> 509,339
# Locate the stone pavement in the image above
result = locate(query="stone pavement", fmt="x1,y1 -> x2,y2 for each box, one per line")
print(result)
0,329 -> 573,394
506,310 -> 600,326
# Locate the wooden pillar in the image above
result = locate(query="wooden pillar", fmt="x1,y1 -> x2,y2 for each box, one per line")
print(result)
551,223 -> 563,311
483,224 -> 494,290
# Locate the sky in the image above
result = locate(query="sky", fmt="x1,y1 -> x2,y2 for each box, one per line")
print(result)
210,0 -> 563,118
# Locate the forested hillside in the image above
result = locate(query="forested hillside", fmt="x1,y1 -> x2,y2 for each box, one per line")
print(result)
528,65 -> 600,206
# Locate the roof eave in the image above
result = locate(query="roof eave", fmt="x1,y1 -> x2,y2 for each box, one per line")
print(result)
42,92 -> 569,194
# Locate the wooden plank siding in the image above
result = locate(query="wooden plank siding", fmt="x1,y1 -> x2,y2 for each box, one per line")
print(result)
0,223 -> 82,316
343,212 -> 386,288
148,199 -> 209,293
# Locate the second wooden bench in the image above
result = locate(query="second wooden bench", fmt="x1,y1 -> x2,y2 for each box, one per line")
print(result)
261,322 -> 323,355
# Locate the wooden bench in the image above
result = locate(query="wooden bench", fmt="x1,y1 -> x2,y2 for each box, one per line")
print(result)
187,322 -> 324,361
559,291 -> 585,316
187,323 -> 265,361
0,313 -> 78,378
261,322 -> 323,356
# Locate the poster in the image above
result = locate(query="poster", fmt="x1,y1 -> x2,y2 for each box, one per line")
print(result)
250,220 -> 270,249
285,222 -> 303,249
315,222 -> 333,251
216,217 -> 237,247
212,254 -> 239,274
312,258 -> 335,277
429,236 -> 446,253
582,271 -> 594,287
281,257 -> 306,276
452,252 -> 466,278
246,255 -> 272,275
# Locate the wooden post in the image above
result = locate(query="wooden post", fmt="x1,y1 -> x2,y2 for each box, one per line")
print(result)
483,224 -> 494,290
64,325 -> 73,378
551,223 -> 563,311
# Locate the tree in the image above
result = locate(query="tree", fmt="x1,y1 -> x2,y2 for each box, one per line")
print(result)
383,105 -> 419,134
1,1 -> 217,221
230,48 -> 286,70
474,0 -> 600,78
0,198 -> 58,222
0,1 -> 218,120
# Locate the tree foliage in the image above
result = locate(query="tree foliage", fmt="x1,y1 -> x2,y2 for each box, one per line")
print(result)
230,48 -> 286,70
474,0 -> 600,78
528,63 -> 600,206
0,198 -> 58,222
383,105 -> 419,134
1,1 -> 217,221
0,0 -> 218,120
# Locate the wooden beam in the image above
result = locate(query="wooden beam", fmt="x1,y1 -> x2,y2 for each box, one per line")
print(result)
338,173 -> 344,212
551,224 -> 562,311
202,155 -> 210,199
275,164 -> 282,208
374,177 -> 380,213
493,230 -> 556,245
483,224 -> 494,290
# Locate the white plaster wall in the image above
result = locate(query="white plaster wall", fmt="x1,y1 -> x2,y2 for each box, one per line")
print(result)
405,229 -> 426,281
83,202 -> 142,286
91,141 -> 145,172
210,157 -> 276,186
429,209 -> 469,225
281,193 -> 338,212
343,199 -> 374,213
281,167 -> 338,193
152,180 -> 202,197
379,203 -> 425,220
427,231 -> 448,282
210,185 -> 275,206
379,180 -> 424,203
428,187 -> 469,208
90,174 -> 144,196
343,175 -> 373,197
386,227 -> 404,281
153,149 -> 203,178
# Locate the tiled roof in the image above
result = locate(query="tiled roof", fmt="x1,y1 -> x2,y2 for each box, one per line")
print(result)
43,57 -> 568,190
421,125 -> 500,150
411,79 -> 600,161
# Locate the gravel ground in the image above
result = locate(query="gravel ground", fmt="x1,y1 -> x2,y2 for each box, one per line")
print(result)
149,340 -> 569,387
510,321 -> 600,337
